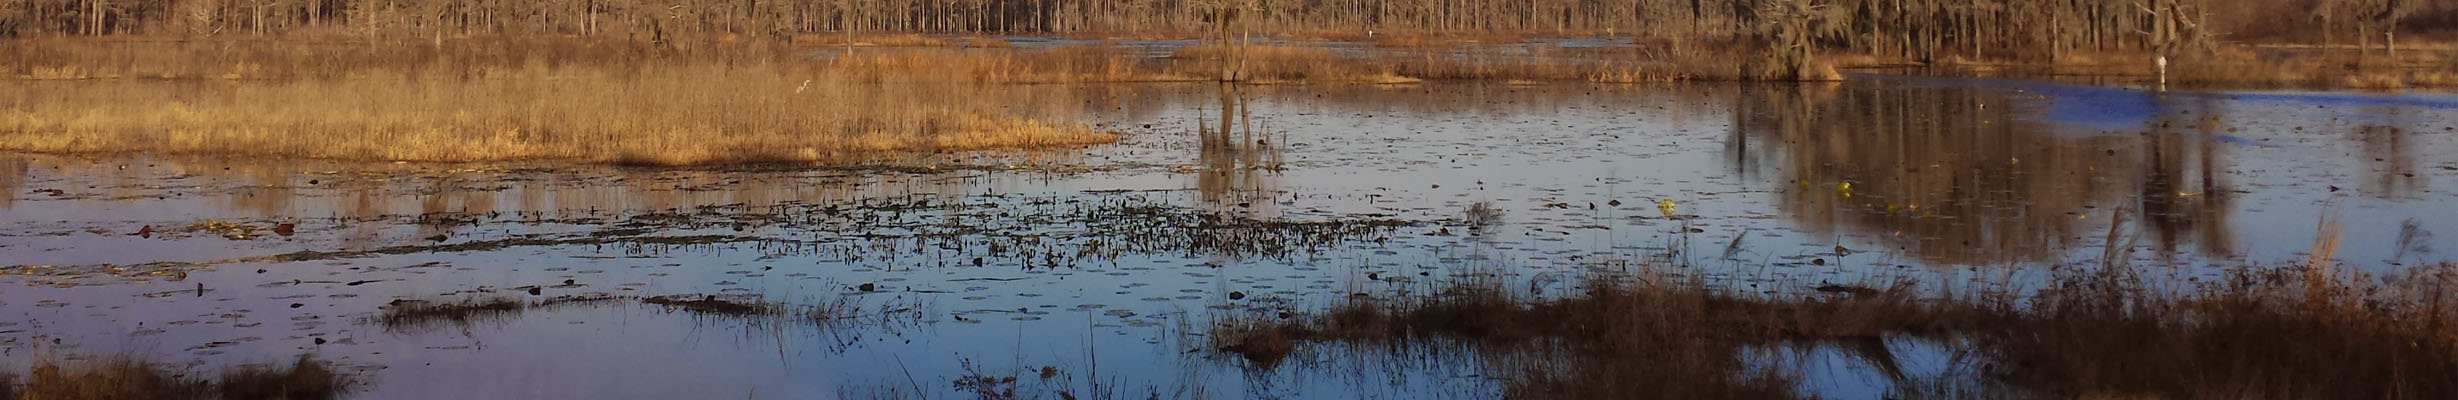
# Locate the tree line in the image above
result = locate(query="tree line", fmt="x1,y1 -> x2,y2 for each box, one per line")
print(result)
2,0 -> 2449,58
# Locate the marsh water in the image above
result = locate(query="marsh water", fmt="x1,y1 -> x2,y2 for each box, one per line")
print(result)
4,76 -> 2456,398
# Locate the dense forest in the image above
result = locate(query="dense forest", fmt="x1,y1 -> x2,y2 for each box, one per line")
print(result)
2,0 -> 2454,59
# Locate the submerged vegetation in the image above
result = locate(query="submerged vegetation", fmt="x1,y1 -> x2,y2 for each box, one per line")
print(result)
375,294 -> 624,332
4,191 -> 1415,276
1215,257 -> 2458,399
377,292 -> 883,332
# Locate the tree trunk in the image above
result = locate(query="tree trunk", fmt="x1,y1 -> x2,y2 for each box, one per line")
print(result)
2384,30 -> 2394,61
2323,17 -> 2335,59
2049,6 -> 2062,62
2358,21 -> 2370,66
1237,14 -> 1251,81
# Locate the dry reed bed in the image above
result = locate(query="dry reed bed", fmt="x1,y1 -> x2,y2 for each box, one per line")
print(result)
0,356 -> 348,400
0,39 -> 1775,168
0,56 -> 1112,165
1218,261 -> 2458,399
1170,43 -> 1770,82
827,43 -> 1749,84
1872,46 -> 2458,89
2157,57 -> 2458,89
14,37 -> 2441,166
1151,40 -> 2458,87
0,36 -> 741,81
784,33 -> 1017,48
826,46 -> 1201,84
0,36 -> 1798,167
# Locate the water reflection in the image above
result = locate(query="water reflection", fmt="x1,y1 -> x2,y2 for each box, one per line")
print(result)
2,77 -> 2453,399
1729,81 -> 2240,264
2135,99 -> 2237,261
0,156 -> 21,209
224,163 -> 301,217
1198,84 -> 1284,216
2358,124 -> 2428,198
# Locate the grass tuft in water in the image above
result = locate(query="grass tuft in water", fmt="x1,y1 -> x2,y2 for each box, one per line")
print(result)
4,356 -> 350,400
1223,259 -> 2458,399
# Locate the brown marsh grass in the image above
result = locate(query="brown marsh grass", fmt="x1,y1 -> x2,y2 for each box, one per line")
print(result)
641,294 -> 782,316
1166,44 -> 1422,84
0,36 -> 762,81
1218,260 -> 2458,399
4,35 -> 1796,86
0,36 -> 1679,84
790,33 -> 953,47
0,36 -> 1848,166
15,36 -> 2440,166
1273,30 -> 1533,48
826,46 -> 1201,84
0,42 -> 1114,165
376,294 -> 625,332
378,293 -> 879,334
1214,274 -> 1990,399
1906,45 -> 2458,89
3,355 -> 349,400
961,37 -> 1016,48
831,45 -> 1426,84
1166,43 -> 1742,83
783,33 -> 1012,48
2168,50 -> 2458,89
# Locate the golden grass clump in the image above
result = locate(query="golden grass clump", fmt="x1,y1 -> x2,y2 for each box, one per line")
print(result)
14,359 -> 200,400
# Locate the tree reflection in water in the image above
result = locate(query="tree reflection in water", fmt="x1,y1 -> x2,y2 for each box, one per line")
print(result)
1728,81 -> 2237,265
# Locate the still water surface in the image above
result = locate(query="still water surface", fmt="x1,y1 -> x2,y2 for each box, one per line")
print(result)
2,77 -> 2454,398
